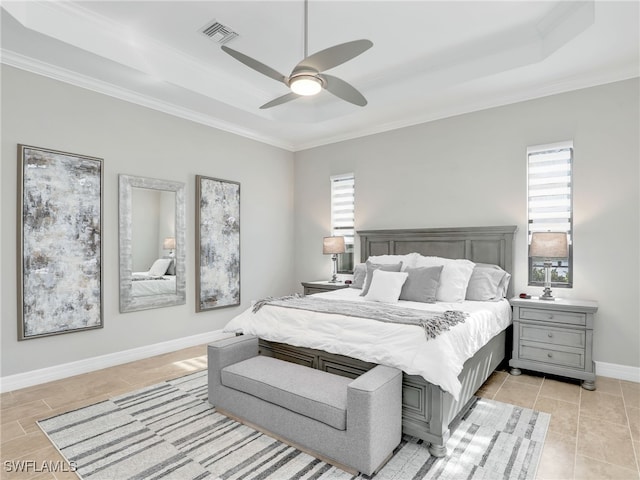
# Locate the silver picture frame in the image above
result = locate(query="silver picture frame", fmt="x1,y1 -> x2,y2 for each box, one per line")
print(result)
17,144 -> 103,340
196,175 -> 240,311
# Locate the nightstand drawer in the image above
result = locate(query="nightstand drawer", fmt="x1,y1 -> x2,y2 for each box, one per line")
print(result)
520,343 -> 585,369
304,287 -> 329,295
520,324 -> 585,348
519,307 -> 586,326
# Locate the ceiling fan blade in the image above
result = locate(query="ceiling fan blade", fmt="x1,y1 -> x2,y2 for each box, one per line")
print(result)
260,92 -> 300,109
296,39 -> 373,73
221,45 -> 287,84
321,74 -> 367,107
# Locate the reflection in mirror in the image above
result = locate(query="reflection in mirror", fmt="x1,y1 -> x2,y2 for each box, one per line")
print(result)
119,175 -> 186,312
131,187 -> 176,296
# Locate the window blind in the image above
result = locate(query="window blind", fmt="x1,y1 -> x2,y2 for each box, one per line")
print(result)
331,173 -> 355,272
527,143 -> 573,286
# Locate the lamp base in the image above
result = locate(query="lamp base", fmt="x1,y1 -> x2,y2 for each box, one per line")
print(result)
539,286 -> 555,301
329,255 -> 338,283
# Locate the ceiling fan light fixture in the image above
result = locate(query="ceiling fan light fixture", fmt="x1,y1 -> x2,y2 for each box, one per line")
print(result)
289,75 -> 322,96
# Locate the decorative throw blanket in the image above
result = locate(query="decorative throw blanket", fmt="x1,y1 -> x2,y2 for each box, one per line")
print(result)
252,294 -> 468,340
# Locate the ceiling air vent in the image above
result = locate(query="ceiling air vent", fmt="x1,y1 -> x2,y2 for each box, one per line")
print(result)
200,20 -> 238,45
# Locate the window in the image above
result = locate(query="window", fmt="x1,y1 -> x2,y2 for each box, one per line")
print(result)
527,142 -> 573,287
331,173 -> 355,273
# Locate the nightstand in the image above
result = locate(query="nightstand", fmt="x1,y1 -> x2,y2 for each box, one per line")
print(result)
301,281 -> 350,296
509,296 -> 598,390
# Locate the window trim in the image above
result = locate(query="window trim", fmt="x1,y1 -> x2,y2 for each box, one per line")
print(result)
330,173 -> 355,274
527,141 -> 573,288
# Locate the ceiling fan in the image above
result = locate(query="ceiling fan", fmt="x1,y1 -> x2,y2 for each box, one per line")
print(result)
221,0 -> 373,109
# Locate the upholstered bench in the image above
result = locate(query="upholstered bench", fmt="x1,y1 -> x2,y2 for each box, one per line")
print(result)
208,335 -> 402,476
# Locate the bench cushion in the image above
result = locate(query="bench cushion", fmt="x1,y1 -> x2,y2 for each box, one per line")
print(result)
221,356 -> 351,430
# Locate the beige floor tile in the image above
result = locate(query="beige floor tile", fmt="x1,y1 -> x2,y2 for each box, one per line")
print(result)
535,430 -> 576,480
581,390 -> 629,426
595,376 -> 623,397
1,391 -> 19,410
535,396 -> 579,439
622,381 -> 640,409
1,430 -> 52,460
8,380 -> 71,406
628,405 -> 640,443
578,415 -> 638,471
1,420 -> 26,443
505,371 -> 545,388
494,381 -> 540,409
574,454 -> 639,480
43,378 -> 131,410
540,377 -> 581,404
1,400 -> 52,424
478,370 -> 508,397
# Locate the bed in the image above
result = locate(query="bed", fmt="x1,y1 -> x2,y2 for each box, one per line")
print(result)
131,272 -> 176,297
130,257 -> 177,297
224,225 -> 516,456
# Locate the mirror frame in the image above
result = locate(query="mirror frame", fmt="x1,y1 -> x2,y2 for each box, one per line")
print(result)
119,174 -> 186,312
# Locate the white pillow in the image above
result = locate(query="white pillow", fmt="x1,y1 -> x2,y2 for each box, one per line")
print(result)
414,256 -> 475,302
364,270 -> 408,303
366,253 -> 419,271
148,258 -> 172,276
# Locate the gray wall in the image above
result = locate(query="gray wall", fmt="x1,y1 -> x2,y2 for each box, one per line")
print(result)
294,78 -> 640,370
2,64 -> 638,378
1,65 -> 295,377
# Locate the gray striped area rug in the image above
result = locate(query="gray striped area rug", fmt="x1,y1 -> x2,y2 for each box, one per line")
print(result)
38,371 -> 549,479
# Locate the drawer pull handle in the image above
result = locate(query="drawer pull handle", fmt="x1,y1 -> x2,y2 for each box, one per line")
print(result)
548,333 -> 553,338
547,353 -> 553,358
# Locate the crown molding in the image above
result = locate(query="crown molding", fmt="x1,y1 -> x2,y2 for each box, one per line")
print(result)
3,49 -> 638,154
294,66 -> 640,152
1,49 -> 296,152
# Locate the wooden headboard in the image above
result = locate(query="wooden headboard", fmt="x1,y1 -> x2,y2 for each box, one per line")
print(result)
358,225 -> 517,298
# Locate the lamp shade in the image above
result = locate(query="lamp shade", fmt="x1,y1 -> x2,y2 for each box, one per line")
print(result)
163,237 -> 176,250
323,236 -> 346,255
529,232 -> 568,258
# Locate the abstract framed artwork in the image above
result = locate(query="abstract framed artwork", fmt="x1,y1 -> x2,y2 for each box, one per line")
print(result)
17,145 -> 103,340
196,175 -> 240,311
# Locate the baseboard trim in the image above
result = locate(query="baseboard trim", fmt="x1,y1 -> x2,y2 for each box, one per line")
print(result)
0,330 -> 233,393
595,361 -> 640,383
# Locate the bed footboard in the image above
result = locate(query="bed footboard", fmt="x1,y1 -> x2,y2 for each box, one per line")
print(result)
258,328 -> 506,456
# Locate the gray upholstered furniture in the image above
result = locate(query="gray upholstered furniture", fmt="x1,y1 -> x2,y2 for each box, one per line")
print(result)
208,334 -> 403,476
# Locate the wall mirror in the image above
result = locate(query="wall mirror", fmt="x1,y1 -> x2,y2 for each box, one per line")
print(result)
119,174 -> 186,312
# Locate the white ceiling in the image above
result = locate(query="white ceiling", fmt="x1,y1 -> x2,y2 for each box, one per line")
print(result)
1,1 -> 638,151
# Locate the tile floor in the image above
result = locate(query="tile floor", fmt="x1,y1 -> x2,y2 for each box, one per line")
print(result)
1,345 -> 638,479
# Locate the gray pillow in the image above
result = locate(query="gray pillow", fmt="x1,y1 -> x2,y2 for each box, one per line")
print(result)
465,264 -> 508,301
399,266 -> 443,303
166,258 -> 176,276
351,263 -> 367,289
360,261 -> 403,296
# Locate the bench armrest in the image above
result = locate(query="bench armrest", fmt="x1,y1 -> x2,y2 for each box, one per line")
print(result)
208,335 -> 259,405
346,365 -> 402,471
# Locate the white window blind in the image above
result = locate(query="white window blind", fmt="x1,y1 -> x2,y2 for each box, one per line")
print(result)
527,142 -> 573,286
331,173 -> 355,272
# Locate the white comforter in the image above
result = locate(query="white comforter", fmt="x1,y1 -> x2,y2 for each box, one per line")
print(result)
223,288 -> 511,401
131,273 -> 176,297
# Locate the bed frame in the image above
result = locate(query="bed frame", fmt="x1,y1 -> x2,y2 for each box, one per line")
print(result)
259,225 -> 517,457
